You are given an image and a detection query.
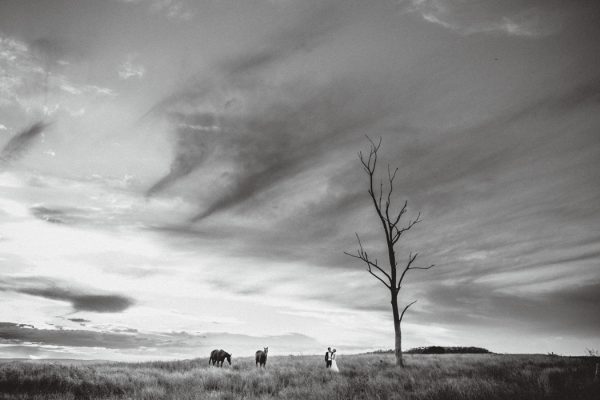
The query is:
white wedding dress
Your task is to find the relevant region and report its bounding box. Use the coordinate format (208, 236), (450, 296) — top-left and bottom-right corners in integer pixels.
(330, 358), (339, 372)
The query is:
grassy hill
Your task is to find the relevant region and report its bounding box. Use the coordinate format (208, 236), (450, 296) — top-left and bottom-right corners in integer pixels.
(0, 353), (598, 399)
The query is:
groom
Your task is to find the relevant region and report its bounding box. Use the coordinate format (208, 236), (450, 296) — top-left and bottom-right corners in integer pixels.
(325, 347), (332, 368)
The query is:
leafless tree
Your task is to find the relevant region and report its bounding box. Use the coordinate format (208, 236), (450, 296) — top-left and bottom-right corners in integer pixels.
(345, 137), (434, 367)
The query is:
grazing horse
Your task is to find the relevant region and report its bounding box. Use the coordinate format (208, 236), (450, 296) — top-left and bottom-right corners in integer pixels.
(255, 347), (268, 368)
(209, 349), (232, 367)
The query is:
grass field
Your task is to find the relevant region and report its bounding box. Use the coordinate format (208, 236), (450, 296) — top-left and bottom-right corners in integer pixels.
(0, 353), (598, 399)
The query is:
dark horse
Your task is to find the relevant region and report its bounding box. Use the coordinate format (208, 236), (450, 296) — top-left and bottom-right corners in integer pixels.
(209, 349), (231, 367)
(255, 347), (268, 368)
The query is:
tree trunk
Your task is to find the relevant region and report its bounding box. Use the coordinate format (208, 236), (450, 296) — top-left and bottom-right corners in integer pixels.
(391, 292), (403, 366)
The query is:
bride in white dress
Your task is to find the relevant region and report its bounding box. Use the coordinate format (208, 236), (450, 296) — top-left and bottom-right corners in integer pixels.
(331, 348), (339, 372)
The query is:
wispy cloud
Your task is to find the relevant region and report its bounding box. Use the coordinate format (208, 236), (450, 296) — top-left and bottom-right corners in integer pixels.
(0, 34), (116, 130)
(408, 0), (569, 37)
(114, 0), (193, 20)
(0, 122), (50, 165)
(0, 277), (135, 313)
(118, 54), (146, 80)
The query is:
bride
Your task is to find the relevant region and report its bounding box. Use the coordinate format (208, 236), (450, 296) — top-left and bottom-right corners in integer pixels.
(331, 348), (339, 372)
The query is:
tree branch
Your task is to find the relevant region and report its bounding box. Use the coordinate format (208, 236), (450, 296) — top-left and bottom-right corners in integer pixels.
(399, 300), (417, 322)
(390, 200), (408, 229)
(360, 136), (391, 241)
(409, 264), (436, 270)
(367, 268), (392, 289)
(396, 252), (436, 290)
(344, 233), (392, 289)
(392, 212), (421, 244)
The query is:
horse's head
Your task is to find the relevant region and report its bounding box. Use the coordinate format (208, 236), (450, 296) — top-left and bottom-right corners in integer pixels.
(226, 353), (232, 365)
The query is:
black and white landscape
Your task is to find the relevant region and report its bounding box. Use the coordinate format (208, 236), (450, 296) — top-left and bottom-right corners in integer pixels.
(1, 0), (599, 366)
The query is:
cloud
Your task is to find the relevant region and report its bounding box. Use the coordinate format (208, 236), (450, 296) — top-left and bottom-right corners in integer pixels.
(118, 54), (146, 80)
(408, 0), (570, 37)
(30, 206), (72, 224)
(114, 0), (193, 20)
(29, 205), (106, 225)
(0, 322), (153, 349)
(143, 2), (397, 223)
(0, 322), (322, 356)
(416, 281), (600, 337)
(0, 121), (49, 165)
(0, 277), (135, 313)
(0, 34), (116, 127)
(143, 2), (344, 199)
(67, 318), (91, 323)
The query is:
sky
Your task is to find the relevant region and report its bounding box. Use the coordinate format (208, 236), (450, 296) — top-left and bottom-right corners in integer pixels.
(0, 0), (599, 361)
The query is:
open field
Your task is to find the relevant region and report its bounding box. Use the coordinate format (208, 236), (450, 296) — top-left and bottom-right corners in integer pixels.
(0, 354), (598, 399)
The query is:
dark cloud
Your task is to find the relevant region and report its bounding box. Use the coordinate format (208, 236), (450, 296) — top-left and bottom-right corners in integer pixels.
(415, 281), (600, 337)
(30, 206), (80, 224)
(0, 322), (154, 349)
(145, 75), (394, 222)
(70, 295), (132, 313)
(67, 318), (90, 324)
(30, 35), (89, 66)
(217, 1), (342, 77)
(0, 322), (322, 355)
(143, 0), (394, 222)
(0, 277), (134, 313)
(141, 2), (343, 197)
(0, 121), (49, 164)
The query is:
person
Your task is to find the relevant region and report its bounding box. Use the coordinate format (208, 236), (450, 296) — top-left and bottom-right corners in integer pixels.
(331, 348), (339, 372)
(325, 347), (332, 368)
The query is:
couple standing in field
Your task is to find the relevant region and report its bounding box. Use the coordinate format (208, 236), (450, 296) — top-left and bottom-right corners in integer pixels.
(325, 347), (339, 372)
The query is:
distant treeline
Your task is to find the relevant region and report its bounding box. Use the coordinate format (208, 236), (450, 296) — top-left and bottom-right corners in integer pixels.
(406, 346), (491, 354)
(367, 347), (491, 355)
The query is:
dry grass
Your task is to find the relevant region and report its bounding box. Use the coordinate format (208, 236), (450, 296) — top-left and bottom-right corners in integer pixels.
(0, 353), (598, 399)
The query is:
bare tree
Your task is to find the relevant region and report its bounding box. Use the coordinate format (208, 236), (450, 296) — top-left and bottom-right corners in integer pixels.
(345, 137), (434, 367)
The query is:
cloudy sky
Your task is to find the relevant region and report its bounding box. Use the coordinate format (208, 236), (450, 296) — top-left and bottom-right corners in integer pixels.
(0, 0), (599, 361)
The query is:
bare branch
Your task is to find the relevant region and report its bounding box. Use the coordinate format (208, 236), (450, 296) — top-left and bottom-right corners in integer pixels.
(385, 166), (399, 215)
(392, 212), (421, 244)
(399, 300), (417, 322)
(367, 268), (392, 289)
(397, 252), (417, 288)
(359, 137), (391, 241)
(354, 234), (391, 282)
(409, 264), (436, 270)
(344, 233), (392, 288)
(390, 200), (408, 229)
(365, 135), (382, 154)
(396, 252), (436, 290)
(344, 251), (393, 283)
(378, 178), (384, 211)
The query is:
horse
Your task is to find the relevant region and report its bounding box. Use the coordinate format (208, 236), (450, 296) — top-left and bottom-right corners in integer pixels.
(255, 347), (268, 368)
(209, 349), (232, 367)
